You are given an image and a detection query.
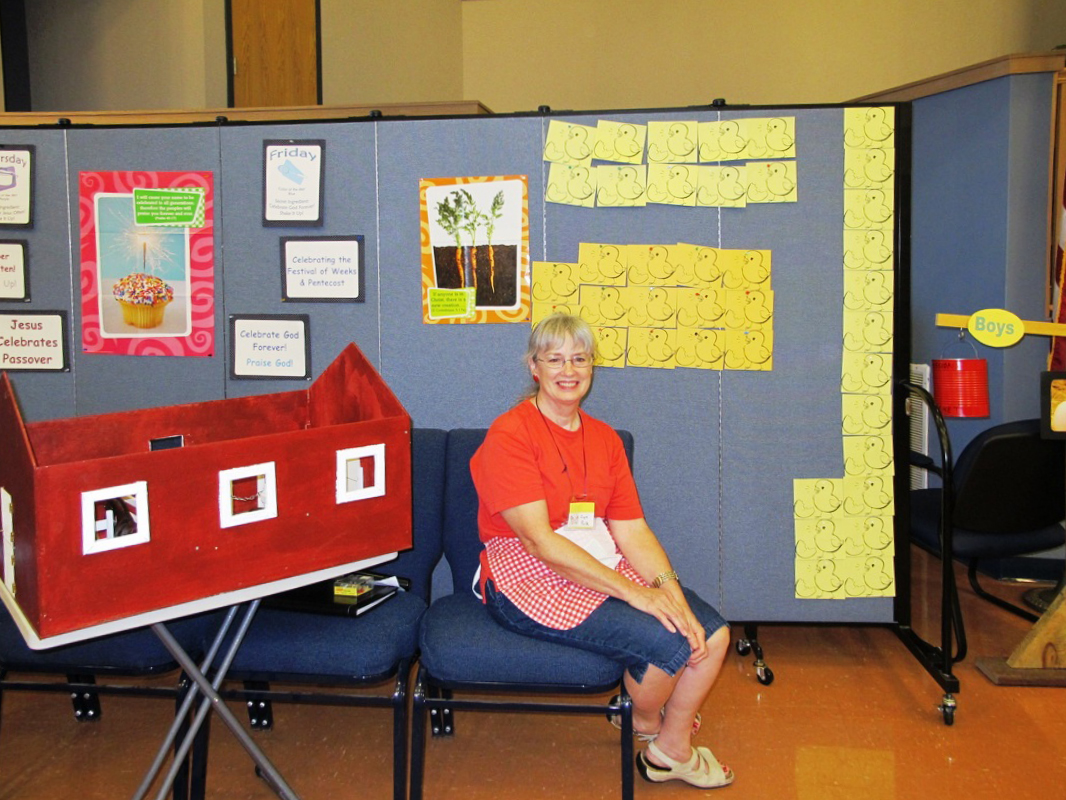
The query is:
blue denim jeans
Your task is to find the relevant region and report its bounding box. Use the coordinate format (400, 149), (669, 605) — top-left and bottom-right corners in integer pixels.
(484, 580), (728, 683)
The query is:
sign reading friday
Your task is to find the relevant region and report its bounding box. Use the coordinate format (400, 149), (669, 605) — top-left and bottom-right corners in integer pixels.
(263, 140), (325, 226)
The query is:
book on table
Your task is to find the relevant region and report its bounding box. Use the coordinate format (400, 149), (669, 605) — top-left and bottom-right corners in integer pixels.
(266, 571), (410, 616)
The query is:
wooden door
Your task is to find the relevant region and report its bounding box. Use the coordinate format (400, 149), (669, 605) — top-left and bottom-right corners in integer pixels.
(228, 0), (320, 108)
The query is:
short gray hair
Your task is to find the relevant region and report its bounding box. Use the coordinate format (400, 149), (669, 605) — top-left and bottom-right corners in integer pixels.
(524, 313), (596, 365)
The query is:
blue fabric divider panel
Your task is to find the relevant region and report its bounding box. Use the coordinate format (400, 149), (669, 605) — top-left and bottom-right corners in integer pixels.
(0, 128), (77, 421)
(218, 122), (383, 396)
(910, 73), (1053, 455)
(0, 105), (905, 625)
(62, 127), (226, 416)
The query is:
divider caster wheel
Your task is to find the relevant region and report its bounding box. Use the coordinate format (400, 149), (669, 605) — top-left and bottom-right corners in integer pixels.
(939, 694), (956, 726)
(735, 627), (774, 685)
(756, 663), (774, 686)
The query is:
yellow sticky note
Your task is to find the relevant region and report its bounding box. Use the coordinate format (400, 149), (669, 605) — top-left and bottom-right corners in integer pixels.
(844, 106), (895, 149)
(686, 249), (729, 292)
(795, 557), (846, 599)
(531, 299), (580, 327)
(843, 270), (893, 310)
(843, 310), (893, 353)
(841, 352), (893, 394)
(592, 326), (627, 368)
(745, 160), (797, 203)
(592, 120), (647, 164)
(697, 120), (748, 162)
(676, 287), (726, 328)
(795, 517), (845, 559)
(595, 165), (647, 207)
(647, 164), (698, 206)
(724, 289), (773, 330)
(546, 163), (596, 207)
(543, 119), (595, 166)
(843, 187), (895, 230)
(531, 261), (580, 306)
(695, 165), (748, 207)
(724, 328), (773, 370)
(839, 555), (895, 597)
(745, 116), (796, 159)
(843, 229), (895, 271)
(839, 515), (894, 555)
(619, 285), (678, 328)
(739, 249), (772, 288)
(577, 243), (627, 285)
(842, 434), (895, 476)
(647, 245), (684, 284)
(842, 475), (895, 517)
(793, 478), (845, 518)
(626, 327), (677, 369)
(647, 120), (698, 163)
(841, 394), (892, 436)
(675, 326), (724, 370)
(844, 147), (895, 188)
(579, 285), (628, 327)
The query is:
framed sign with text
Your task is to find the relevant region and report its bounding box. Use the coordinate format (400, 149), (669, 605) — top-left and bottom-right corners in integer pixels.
(0, 240), (29, 301)
(0, 310), (68, 371)
(0, 145), (35, 228)
(229, 314), (311, 380)
(263, 140), (325, 227)
(280, 235), (364, 302)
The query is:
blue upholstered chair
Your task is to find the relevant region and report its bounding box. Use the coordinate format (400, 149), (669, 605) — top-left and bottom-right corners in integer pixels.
(0, 609), (217, 799)
(410, 427), (636, 800)
(204, 428), (448, 800)
(910, 415), (1066, 628)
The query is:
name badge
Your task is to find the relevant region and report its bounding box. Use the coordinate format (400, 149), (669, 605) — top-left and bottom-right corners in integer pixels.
(568, 501), (596, 530)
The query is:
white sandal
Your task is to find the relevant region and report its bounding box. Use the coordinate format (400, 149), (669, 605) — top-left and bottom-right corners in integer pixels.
(636, 740), (734, 789)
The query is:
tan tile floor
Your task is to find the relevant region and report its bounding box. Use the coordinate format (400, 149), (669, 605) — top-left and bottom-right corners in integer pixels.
(2, 546), (1065, 799)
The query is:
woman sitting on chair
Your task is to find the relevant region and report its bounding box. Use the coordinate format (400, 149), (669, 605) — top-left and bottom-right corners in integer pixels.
(470, 312), (734, 789)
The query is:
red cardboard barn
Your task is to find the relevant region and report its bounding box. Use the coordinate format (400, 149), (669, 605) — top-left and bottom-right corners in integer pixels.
(0, 343), (411, 644)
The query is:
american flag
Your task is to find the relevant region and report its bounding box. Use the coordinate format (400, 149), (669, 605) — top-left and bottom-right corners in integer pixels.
(1050, 170), (1066, 370)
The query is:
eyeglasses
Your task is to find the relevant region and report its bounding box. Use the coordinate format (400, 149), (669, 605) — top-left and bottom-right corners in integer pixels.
(536, 354), (593, 370)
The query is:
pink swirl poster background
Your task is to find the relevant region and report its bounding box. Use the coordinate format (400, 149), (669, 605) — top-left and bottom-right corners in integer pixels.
(79, 171), (215, 357)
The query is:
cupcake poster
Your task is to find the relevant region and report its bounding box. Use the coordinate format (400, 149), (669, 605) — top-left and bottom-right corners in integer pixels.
(79, 171), (214, 357)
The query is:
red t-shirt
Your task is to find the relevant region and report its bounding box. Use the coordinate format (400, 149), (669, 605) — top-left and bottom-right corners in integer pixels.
(470, 401), (647, 629)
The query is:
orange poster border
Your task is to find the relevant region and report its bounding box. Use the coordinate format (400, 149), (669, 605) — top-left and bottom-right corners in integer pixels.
(419, 174), (530, 324)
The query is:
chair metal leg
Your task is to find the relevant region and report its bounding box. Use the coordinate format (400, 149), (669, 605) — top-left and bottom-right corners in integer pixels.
(66, 673), (101, 722)
(186, 712), (210, 800)
(390, 666), (408, 800)
(172, 674), (192, 800)
(617, 692), (634, 800)
(409, 666), (427, 800)
(968, 561), (1039, 623)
